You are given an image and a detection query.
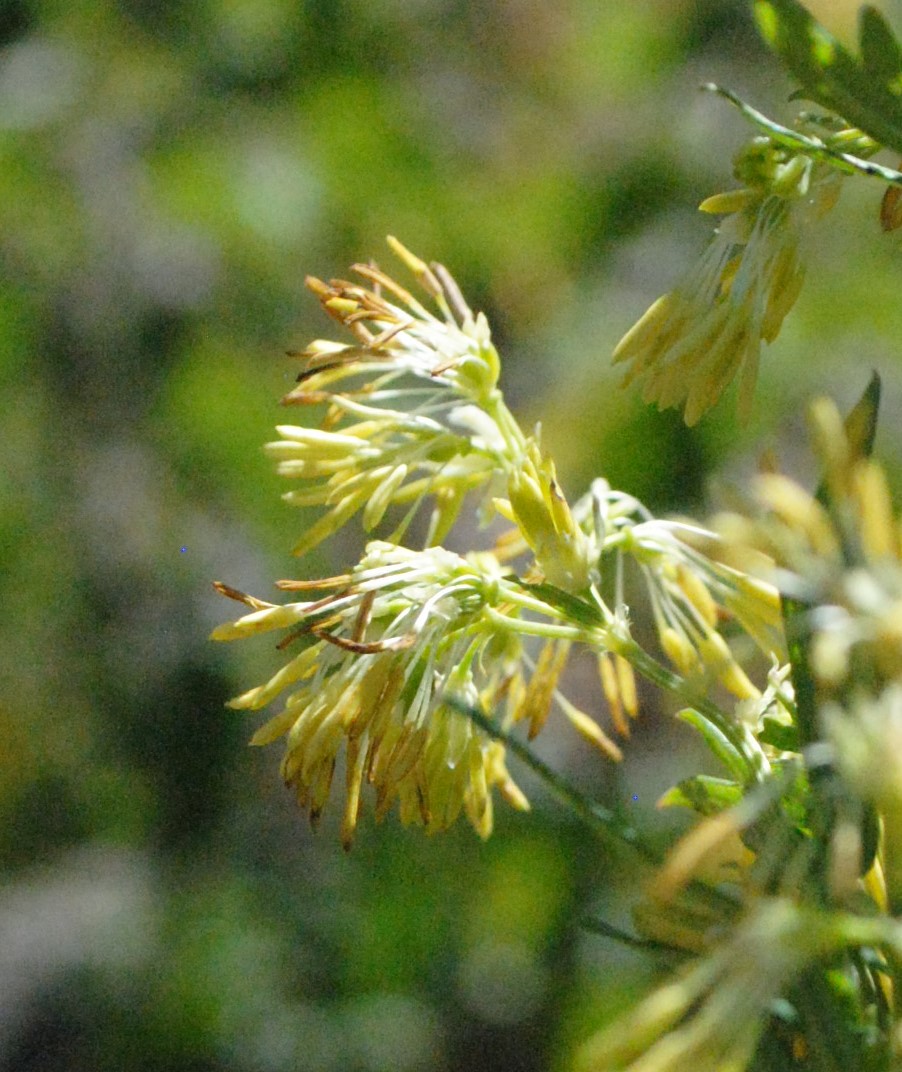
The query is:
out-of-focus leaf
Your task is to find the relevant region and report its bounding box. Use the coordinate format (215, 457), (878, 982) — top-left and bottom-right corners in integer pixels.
(658, 775), (742, 816)
(676, 708), (749, 781)
(753, 0), (902, 153)
(758, 715), (800, 753)
(843, 370), (881, 462)
(859, 5), (902, 89)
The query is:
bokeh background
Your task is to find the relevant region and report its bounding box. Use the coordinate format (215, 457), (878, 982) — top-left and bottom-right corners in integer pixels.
(3, 0), (902, 1069)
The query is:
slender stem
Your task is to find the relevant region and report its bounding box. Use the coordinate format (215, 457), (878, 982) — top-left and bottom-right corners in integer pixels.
(484, 605), (584, 640)
(580, 915), (687, 956)
(449, 697), (660, 864)
(614, 636), (771, 783)
(485, 393), (528, 458)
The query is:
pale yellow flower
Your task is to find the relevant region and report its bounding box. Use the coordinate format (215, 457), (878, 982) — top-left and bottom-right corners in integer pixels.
(583, 482), (783, 700)
(714, 398), (902, 700)
(271, 238), (524, 554)
(614, 134), (845, 425)
(213, 542), (627, 845)
(578, 898), (888, 1072)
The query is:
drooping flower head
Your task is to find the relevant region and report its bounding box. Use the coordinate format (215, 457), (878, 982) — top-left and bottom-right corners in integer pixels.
(213, 542), (629, 846)
(613, 118), (872, 425)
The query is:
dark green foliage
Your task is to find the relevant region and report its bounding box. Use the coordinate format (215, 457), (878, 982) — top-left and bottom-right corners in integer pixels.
(755, 0), (902, 151)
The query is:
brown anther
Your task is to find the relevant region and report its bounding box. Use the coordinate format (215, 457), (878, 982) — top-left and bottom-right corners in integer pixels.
(430, 358), (462, 377)
(304, 275), (331, 298)
(351, 590), (376, 643)
(276, 626), (312, 650)
(280, 390), (332, 406)
(369, 319), (415, 348)
(212, 581), (271, 609)
(312, 629), (416, 654)
(351, 263), (418, 308)
(275, 575), (352, 591)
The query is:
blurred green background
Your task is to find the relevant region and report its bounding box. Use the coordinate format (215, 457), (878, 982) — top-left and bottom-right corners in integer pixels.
(3, 0), (902, 1069)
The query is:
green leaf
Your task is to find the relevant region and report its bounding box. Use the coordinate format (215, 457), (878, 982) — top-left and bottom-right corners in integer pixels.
(511, 579), (607, 629)
(843, 370), (881, 463)
(758, 715), (800, 752)
(859, 6), (902, 88)
(676, 708), (749, 781)
(658, 775), (743, 816)
(753, 0), (902, 154)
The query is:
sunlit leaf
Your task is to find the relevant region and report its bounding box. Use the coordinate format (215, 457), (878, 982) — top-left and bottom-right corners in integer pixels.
(754, 0), (902, 153)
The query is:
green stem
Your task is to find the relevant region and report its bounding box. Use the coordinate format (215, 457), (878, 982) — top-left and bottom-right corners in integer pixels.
(449, 697), (659, 863)
(614, 637), (771, 784)
(484, 604), (583, 639)
(485, 393), (527, 460)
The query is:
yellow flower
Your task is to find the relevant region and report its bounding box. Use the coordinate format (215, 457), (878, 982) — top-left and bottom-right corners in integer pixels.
(614, 134), (844, 425)
(212, 544), (524, 846)
(272, 238), (524, 555)
(577, 899), (870, 1072)
(714, 397), (902, 700)
(213, 542), (627, 846)
(603, 506), (782, 699)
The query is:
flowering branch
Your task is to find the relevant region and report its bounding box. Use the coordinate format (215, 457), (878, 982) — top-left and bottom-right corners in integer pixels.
(211, 2), (902, 1066)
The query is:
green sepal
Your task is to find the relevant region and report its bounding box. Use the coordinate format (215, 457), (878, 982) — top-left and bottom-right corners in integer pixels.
(753, 0), (902, 154)
(658, 774), (743, 816)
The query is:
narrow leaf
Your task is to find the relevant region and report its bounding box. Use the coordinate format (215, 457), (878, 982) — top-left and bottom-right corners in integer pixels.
(859, 6), (902, 89)
(843, 370), (881, 462)
(676, 708), (749, 781)
(658, 775), (743, 816)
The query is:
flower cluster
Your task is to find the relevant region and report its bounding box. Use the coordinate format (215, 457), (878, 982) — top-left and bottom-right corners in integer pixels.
(577, 898), (897, 1072)
(208, 3), (902, 1057)
(213, 541), (630, 846)
(714, 396), (902, 705)
(613, 125), (855, 425)
(214, 241), (782, 843)
(271, 237), (523, 554)
(573, 479), (783, 702)
(712, 397), (902, 843)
